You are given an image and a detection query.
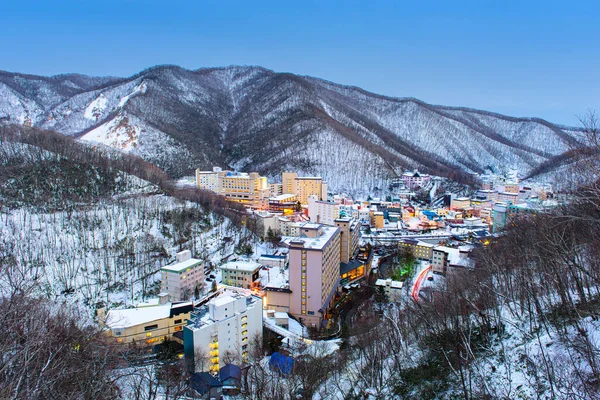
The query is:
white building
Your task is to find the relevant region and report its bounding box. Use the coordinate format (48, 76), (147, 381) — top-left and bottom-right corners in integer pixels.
(183, 289), (263, 373)
(219, 260), (262, 289)
(161, 250), (205, 301)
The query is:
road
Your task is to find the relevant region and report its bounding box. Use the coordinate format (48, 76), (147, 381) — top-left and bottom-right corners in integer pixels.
(411, 265), (432, 302)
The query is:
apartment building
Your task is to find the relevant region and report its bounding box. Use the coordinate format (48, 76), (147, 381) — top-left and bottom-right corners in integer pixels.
(104, 295), (193, 345)
(161, 250), (205, 301)
(184, 289), (263, 372)
(218, 171), (269, 208)
(219, 260), (261, 289)
(288, 224), (341, 327)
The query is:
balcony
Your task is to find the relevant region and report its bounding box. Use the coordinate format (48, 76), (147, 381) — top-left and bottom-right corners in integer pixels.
(210, 350), (219, 357)
(211, 357), (219, 364)
(209, 342), (219, 349)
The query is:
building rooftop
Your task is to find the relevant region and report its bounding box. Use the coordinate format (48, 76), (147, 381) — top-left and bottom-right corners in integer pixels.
(161, 257), (203, 273)
(105, 301), (193, 329)
(283, 225), (340, 250)
(219, 260), (261, 272)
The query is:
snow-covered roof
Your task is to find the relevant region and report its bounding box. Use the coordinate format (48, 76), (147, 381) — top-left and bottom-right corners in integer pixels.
(283, 225), (340, 250)
(161, 257), (203, 273)
(219, 260), (261, 272)
(270, 193), (297, 201)
(213, 295), (235, 307)
(106, 304), (172, 329)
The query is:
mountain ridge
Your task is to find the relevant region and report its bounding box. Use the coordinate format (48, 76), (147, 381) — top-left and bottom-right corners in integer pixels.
(0, 65), (579, 194)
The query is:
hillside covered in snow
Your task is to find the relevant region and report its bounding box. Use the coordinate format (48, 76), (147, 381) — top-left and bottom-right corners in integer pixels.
(0, 66), (581, 193)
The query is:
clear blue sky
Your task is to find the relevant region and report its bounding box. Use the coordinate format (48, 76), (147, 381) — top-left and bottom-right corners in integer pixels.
(1, 0), (598, 126)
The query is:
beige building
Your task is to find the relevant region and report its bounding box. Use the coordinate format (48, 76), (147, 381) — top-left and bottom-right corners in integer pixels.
(399, 239), (435, 260)
(219, 260), (261, 289)
(161, 250), (205, 301)
(282, 172), (298, 195)
(451, 197), (471, 210)
(296, 176), (327, 205)
(218, 171), (269, 208)
(334, 218), (360, 264)
(370, 211), (385, 229)
(270, 183), (283, 197)
(104, 295), (193, 345)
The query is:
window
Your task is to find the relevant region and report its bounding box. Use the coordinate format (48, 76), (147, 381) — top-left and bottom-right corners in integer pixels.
(174, 319), (182, 324)
(144, 324), (158, 332)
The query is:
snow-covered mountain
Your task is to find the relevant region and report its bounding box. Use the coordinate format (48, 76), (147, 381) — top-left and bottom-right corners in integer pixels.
(0, 65), (580, 192)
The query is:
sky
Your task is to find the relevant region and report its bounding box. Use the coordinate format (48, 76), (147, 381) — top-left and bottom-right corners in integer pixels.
(1, 0), (598, 126)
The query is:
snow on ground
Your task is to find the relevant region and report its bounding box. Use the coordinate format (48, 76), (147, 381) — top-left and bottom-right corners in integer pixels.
(81, 113), (141, 151)
(260, 264), (288, 289)
(84, 93), (107, 120)
(118, 81), (147, 108)
(0, 189), (245, 316)
(176, 176), (197, 187)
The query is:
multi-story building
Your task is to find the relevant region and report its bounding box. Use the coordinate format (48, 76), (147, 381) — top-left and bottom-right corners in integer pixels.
(161, 250), (205, 301)
(401, 170), (431, 189)
(508, 203), (538, 222)
(104, 295), (193, 345)
(269, 183), (283, 197)
(184, 289), (263, 372)
(219, 260), (261, 289)
(196, 167), (221, 192)
(334, 218), (360, 263)
(218, 171), (269, 208)
(493, 202), (508, 233)
(282, 172), (298, 195)
(308, 195), (340, 226)
(451, 197), (471, 211)
(496, 191), (519, 205)
(399, 239), (435, 260)
(370, 211), (385, 229)
(432, 246), (472, 275)
(288, 224), (341, 327)
(268, 193), (298, 214)
(295, 176), (327, 205)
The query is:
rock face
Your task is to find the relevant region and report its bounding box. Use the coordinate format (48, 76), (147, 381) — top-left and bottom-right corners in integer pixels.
(0, 65), (579, 193)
